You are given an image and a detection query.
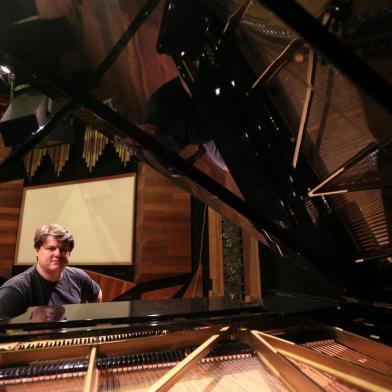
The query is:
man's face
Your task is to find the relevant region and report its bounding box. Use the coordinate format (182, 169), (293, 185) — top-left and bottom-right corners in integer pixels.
(36, 235), (71, 277)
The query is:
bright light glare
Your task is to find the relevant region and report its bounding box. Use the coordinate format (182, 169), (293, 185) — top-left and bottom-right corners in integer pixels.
(0, 65), (11, 74)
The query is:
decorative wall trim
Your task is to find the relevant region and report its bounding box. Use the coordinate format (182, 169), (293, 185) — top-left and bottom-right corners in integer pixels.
(83, 126), (109, 172)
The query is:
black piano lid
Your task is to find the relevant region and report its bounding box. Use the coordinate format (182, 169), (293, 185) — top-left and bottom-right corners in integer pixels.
(0, 0), (391, 308)
(0, 295), (340, 339)
(0, 297), (264, 334)
(157, 0), (392, 305)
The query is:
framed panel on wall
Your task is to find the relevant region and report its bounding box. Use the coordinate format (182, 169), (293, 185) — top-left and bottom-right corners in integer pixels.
(15, 174), (136, 265)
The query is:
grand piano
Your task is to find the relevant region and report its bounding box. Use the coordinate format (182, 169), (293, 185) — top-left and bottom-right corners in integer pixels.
(0, 0), (391, 390)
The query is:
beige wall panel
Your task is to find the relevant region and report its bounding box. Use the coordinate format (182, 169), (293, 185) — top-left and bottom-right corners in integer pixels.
(15, 175), (136, 265)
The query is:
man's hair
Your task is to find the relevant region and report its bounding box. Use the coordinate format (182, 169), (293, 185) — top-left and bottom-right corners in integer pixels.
(34, 224), (74, 251)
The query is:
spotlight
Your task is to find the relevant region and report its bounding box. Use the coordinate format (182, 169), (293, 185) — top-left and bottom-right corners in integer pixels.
(0, 65), (12, 75)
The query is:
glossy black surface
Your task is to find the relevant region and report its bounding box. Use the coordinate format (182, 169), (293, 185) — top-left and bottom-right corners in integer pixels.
(159, 0), (348, 294)
(0, 297), (264, 330)
(298, 303), (392, 346)
(158, 0), (392, 304)
(0, 294), (339, 344)
(0, 0), (391, 318)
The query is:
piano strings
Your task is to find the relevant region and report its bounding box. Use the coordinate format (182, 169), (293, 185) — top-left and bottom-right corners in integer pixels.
(1, 324), (391, 391)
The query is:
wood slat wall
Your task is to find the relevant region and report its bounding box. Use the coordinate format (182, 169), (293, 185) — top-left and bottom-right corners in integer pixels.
(0, 141), (24, 279)
(83, 269), (135, 302)
(135, 163), (192, 289)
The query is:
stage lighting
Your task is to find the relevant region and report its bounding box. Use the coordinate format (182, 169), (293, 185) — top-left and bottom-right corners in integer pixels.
(0, 86), (75, 148)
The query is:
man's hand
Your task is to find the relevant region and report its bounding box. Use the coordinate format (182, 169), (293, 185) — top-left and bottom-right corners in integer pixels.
(94, 289), (103, 303)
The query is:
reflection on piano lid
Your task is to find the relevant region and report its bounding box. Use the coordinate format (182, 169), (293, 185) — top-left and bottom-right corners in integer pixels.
(155, 0), (392, 304)
(1, 1), (392, 390)
(0, 297), (264, 332)
(0, 0), (391, 357)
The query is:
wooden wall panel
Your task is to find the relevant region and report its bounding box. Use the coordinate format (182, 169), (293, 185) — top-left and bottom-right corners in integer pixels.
(135, 163), (192, 284)
(142, 285), (183, 301)
(242, 231), (262, 301)
(83, 269), (135, 302)
(35, 0), (178, 124)
(0, 121), (23, 279)
(0, 181), (24, 279)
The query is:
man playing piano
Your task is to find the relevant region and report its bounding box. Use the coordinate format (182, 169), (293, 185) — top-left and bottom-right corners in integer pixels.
(0, 224), (102, 319)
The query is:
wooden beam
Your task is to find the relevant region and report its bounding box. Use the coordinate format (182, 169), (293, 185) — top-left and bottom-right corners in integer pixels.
(148, 326), (229, 392)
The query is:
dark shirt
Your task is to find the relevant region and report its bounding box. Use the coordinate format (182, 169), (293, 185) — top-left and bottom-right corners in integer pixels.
(0, 266), (100, 319)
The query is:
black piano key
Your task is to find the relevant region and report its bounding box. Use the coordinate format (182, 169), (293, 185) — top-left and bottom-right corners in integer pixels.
(0, 367), (15, 380)
(100, 357), (109, 371)
(152, 351), (160, 365)
(146, 352), (153, 365)
(120, 355), (129, 367)
(11, 367), (21, 379)
(116, 354), (123, 366)
(58, 361), (67, 372)
(104, 357), (113, 369)
(75, 359), (87, 371)
(143, 352), (151, 365)
(24, 365), (33, 378)
(130, 353), (138, 366)
(138, 353), (145, 367)
(176, 348), (185, 361)
(166, 350), (175, 364)
(141, 352), (148, 363)
(138, 352), (146, 365)
(132, 353), (139, 366)
(45, 363), (56, 375)
(69, 360), (79, 374)
(127, 354), (135, 367)
(0, 371), (6, 381)
(112, 356), (120, 368)
(32, 364), (44, 377)
(62, 361), (71, 372)
(111, 355), (120, 369)
(163, 351), (171, 365)
(43, 363), (52, 375)
(95, 358), (101, 368)
(64, 361), (76, 373)
(12, 367), (22, 379)
(17, 366), (29, 378)
(82, 359), (89, 371)
(28, 365), (37, 377)
(221, 344), (230, 355)
(106, 356), (112, 370)
(104, 357), (111, 372)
